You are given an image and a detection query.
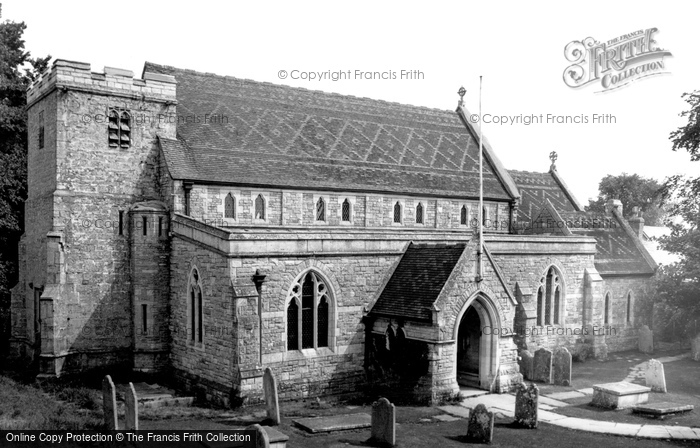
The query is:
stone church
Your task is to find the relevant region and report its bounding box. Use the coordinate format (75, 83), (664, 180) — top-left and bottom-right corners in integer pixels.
(10, 59), (657, 405)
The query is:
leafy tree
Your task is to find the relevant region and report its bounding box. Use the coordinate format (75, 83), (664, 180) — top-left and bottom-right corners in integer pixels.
(0, 21), (50, 301)
(585, 173), (665, 225)
(654, 91), (700, 340)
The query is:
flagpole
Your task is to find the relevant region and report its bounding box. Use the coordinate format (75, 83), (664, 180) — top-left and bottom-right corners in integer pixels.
(478, 75), (483, 282)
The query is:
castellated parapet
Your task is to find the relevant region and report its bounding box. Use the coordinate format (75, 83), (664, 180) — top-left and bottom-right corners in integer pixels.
(10, 60), (177, 376)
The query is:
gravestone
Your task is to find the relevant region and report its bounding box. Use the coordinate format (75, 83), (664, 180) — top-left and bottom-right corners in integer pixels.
(518, 350), (534, 380)
(466, 403), (494, 444)
(369, 397), (395, 446)
(514, 383), (538, 429)
(125, 382), (139, 430)
(533, 348), (552, 383)
(102, 375), (118, 430)
(552, 347), (572, 386)
(638, 325), (654, 354)
(645, 359), (667, 393)
(246, 424), (270, 448)
(263, 367), (280, 426)
(691, 334), (700, 362)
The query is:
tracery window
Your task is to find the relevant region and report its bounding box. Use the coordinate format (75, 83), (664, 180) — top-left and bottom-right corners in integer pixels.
(286, 271), (332, 351)
(536, 266), (563, 326)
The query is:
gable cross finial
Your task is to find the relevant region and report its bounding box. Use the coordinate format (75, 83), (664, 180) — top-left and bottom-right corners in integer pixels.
(549, 151), (558, 170)
(457, 86), (466, 107)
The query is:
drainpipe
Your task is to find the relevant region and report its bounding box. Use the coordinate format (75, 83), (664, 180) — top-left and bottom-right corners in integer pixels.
(252, 270), (267, 365)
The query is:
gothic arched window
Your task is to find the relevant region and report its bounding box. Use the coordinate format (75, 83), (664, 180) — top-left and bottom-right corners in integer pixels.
(537, 266), (563, 326)
(108, 108), (131, 148)
(393, 202), (402, 223)
(224, 193), (235, 219)
(188, 268), (203, 344)
(416, 202), (424, 224)
(341, 199), (351, 222)
(460, 205), (468, 225)
(255, 194), (265, 220)
(604, 292), (611, 325)
(286, 271), (333, 351)
(316, 197), (326, 222)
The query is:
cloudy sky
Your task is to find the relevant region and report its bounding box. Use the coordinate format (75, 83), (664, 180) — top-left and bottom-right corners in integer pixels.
(5, 1), (698, 202)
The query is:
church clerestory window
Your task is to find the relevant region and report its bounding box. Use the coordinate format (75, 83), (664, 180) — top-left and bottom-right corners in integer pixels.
(108, 108), (131, 149)
(416, 202), (424, 224)
(460, 205), (468, 226)
(342, 199), (351, 222)
(224, 193), (235, 219)
(316, 197), (326, 222)
(255, 194), (265, 220)
(393, 202), (402, 224)
(286, 271), (332, 351)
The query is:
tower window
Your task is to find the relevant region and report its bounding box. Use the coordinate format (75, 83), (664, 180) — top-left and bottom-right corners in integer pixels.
(108, 108), (131, 149)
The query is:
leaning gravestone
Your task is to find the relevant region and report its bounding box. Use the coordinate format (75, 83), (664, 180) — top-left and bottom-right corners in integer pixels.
(519, 350), (534, 381)
(638, 325), (654, 354)
(369, 397), (395, 447)
(263, 367), (280, 426)
(533, 348), (553, 383)
(125, 382), (139, 430)
(466, 403), (494, 444)
(552, 347), (572, 386)
(691, 334), (700, 362)
(102, 375), (118, 430)
(514, 383), (538, 429)
(645, 359), (667, 393)
(246, 424), (270, 448)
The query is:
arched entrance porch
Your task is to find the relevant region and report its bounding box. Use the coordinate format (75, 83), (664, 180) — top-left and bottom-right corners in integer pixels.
(453, 292), (501, 390)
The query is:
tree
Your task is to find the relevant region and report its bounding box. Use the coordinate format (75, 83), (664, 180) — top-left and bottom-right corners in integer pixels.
(585, 173), (665, 226)
(654, 91), (700, 340)
(0, 21), (50, 301)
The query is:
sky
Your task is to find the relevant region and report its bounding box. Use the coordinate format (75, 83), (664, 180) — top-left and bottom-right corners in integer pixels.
(4, 1), (699, 203)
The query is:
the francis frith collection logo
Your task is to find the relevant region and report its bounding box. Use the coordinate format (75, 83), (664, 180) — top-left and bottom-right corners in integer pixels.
(563, 27), (672, 93)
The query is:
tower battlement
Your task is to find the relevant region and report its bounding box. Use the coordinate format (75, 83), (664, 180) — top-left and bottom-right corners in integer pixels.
(27, 59), (177, 109)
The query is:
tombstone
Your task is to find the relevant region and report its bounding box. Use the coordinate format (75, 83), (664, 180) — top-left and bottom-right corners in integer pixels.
(552, 347), (572, 386)
(369, 397), (395, 447)
(518, 350), (534, 380)
(514, 383), (538, 429)
(466, 403), (494, 444)
(645, 359), (667, 393)
(638, 325), (654, 354)
(246, 424), (270, 448)
(102, 375), (118, 430)
(263, 367), (280, 426)
(533, 348), (552, 383)
(691, 334), (700, 362)
(125, 382), (138, 430)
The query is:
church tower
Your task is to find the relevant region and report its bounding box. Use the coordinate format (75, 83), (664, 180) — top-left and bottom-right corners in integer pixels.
(10, 59), (177, 375)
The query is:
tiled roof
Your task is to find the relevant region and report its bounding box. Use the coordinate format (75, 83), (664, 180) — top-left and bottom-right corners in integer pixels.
(146, 62), (513, 200)
(509, 169), (580, 222)
(370, 243), (466, 322)
(560, 211), (656, 275)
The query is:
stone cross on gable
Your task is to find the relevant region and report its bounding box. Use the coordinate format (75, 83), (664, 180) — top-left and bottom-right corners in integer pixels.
(458, 86), (466, 107)
(549, 151), (558, 170)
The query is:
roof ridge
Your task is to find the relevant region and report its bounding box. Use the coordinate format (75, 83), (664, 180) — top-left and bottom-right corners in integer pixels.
(143, 61), (461, 117)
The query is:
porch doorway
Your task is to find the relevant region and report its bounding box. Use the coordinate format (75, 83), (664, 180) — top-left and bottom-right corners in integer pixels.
(457, 306), (480, 387)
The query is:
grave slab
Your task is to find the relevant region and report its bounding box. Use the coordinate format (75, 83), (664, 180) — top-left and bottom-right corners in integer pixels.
(591, 381), (650, 409)
(293, 413), (371, 433)
(632, 402), (694, 419)
(433, 414), (460, 422)
(545, 391), (586, 401)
